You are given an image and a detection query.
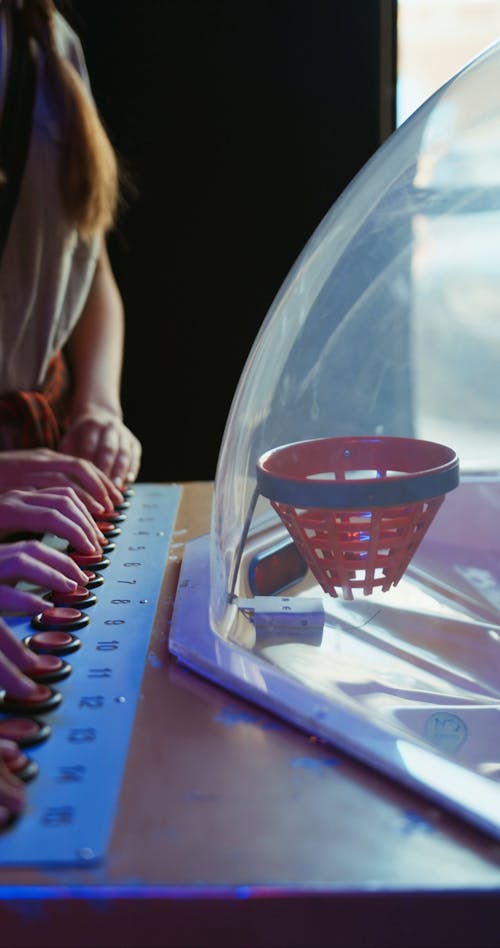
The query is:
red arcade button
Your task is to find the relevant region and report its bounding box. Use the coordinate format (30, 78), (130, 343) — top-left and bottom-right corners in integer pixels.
(82, 570), (104, 589)
(6, 750), (38, 782)
(24, 630), (81, 655)
(97, 510), (126, 524)
(69, 552), (110, 570)
(31, 606), (90, 632)
(100, 541), (116, 556)
(1, 684), (62, 714)
(95, 520), (122, 538)
(49, 585), (97, 608)
(0, 717), (51, 747)
(29, 654), (71, 684)
(114, 499), (130, 512)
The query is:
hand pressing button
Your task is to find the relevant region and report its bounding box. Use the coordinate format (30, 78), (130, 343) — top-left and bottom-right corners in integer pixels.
(28, 654), (72, 684)
(48, 585), (97, 608)
(68, 552), (110, 570)
(1, 683), (62, 714)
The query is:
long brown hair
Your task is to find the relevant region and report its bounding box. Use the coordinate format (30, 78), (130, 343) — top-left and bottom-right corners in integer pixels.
(21, 0), (120, 239)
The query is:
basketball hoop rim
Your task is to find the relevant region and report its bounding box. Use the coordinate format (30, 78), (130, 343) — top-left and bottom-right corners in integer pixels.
(257, 436), (459, 509)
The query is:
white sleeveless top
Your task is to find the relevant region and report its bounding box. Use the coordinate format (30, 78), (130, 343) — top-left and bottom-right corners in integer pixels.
(0, 4), (100, 394)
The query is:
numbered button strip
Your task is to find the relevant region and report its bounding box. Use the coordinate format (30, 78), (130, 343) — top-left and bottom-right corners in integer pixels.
(0, 483), (181, 867)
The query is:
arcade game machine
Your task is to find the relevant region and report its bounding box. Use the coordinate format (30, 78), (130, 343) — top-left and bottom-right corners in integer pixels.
(3, 37), (500, 948)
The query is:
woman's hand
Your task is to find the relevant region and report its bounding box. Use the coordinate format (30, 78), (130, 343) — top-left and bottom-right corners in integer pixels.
(0, 486), (106, 552)
(0, 618), (62, 827)
(0, 448), (123, 515)
(0, 616), (46, 691)
(59, 409), (142, 487)
(0, 539), (89, 614)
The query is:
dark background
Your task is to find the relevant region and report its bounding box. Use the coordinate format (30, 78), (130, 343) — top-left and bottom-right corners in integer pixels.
(70, 0), (397, 482)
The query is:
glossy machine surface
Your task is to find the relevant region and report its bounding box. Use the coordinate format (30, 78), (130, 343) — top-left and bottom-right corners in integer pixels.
(0, 485), (498, 948)
(171, 474), (500, 849)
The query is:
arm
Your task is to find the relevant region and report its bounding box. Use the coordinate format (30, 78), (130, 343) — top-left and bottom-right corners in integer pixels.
(60, 243), (142, 485)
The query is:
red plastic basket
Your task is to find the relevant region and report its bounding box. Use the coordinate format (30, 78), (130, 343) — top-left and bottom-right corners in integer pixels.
(256, 436), (459, 600)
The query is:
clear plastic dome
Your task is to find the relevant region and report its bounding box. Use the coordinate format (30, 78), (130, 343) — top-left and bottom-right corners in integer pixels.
(170, 40), (500, 838)
(210, 39), (500, 639)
